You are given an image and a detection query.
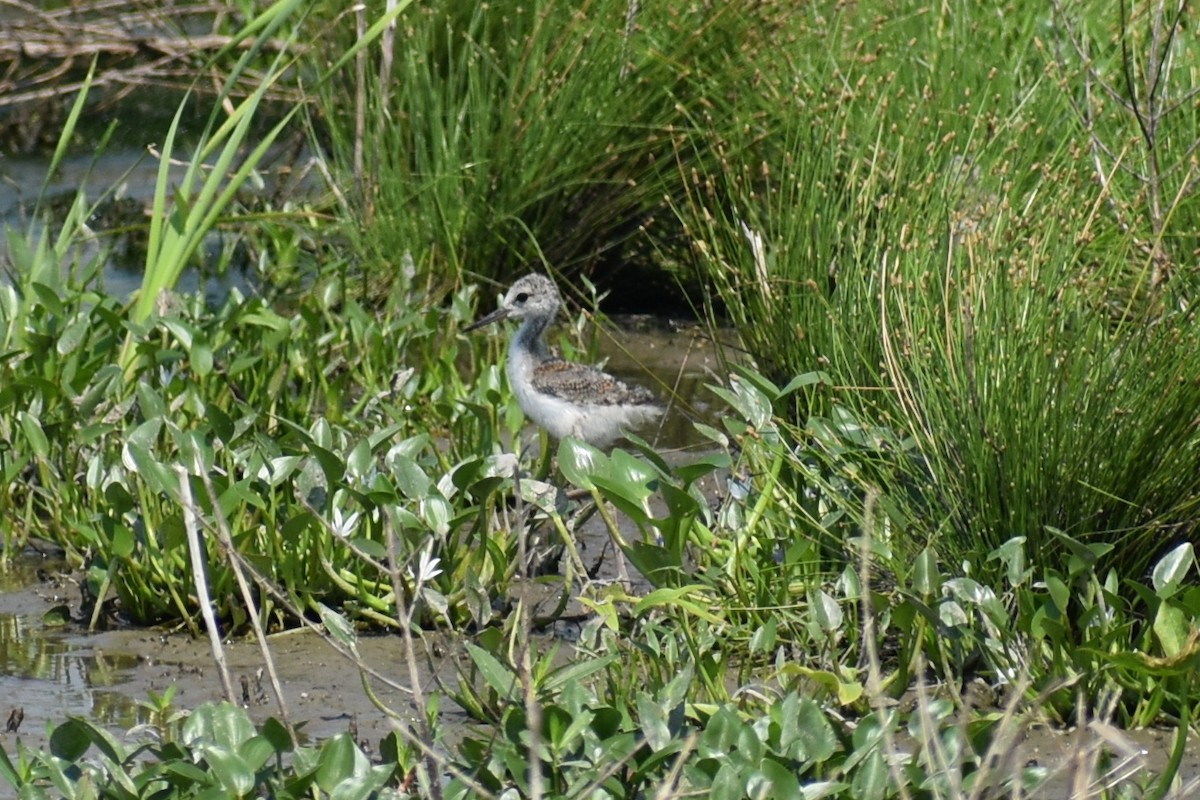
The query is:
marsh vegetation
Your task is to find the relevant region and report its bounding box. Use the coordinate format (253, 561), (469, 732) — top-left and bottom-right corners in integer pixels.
(2, 0), (1200, 798)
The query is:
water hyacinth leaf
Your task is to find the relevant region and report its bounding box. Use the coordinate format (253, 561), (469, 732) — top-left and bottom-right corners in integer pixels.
(261, 717), (294, 753)
(709, 377), (772, 431)
(56, 312), (90, 355)
(730, 363), (782, 401)
(317, 603), (358, 653)
(749, 618), (777, 653)
(392, 455), (430, 499)
(910, 547), (940, 597)
(592, 474), (651, 525)
(190, 337), (214, 377)
(161, 318), (194, 350)
(464, 643), (518, 701)
(31, 282), (65, 316)
(123, 442), (179, 496)
(347, 438), (373, 480)
(939, 599), (969, 629)
(310, 417), (334, 450)
(776, 665), (863, 705)
(208, 403), (235, 444)
(624, 542), (681, 585)
(1045, 572), (1070, 615)
(49, 718), (93, 761)
(308, 442), (345, 486)
(199, 743), (255, 797)
(542, 653), (616, 693)
(610, 447), (659, 487)
(1153, 601), (1191, 658)
(49, 716), (124, 765)
(1047, 526), (1113, 576)
(692, 421), (729, 447)
(17, 412), (49, 459)
(779, 369), (831, 395)
(812, 589), (843, 633)
(944, 577), (1007, 624)
(619, 432), (672, 475)
(315, 734), (369, 794)
(989, 537), (1030, 587)
(1151, 543), (1194, 600)
(674, 452), (731, 485)
(111, 522), (135, 559)
(747, 759), (801, 800)
(557, 437), (606, 490)
(420, 495), (451, 536)
(183, 703), (257, 748)
(235, 734), (273, 772)
(635, 691), (672, 752)
(634, 586), (722, 624)
(268, 455), (304, 485)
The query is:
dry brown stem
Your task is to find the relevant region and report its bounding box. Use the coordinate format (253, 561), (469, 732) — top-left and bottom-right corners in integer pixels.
(0, 0), (298, 111)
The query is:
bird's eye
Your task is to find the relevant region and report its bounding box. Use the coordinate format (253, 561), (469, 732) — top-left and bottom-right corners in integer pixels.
(514, 292), (529, 304)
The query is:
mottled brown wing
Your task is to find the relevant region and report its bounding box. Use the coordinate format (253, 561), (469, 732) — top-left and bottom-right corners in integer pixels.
(530, 359), (657, 406)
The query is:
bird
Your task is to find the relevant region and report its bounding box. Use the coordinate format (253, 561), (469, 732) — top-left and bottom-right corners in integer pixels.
(465, 274), (662, 448)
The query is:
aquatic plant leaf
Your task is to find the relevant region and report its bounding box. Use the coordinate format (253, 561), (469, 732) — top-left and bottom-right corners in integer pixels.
(811, 589), (843, 634)
(910, 547), (940, 597)
(619, 432), (671, 474)
(635, 691), (672, 752)
(634, 586), (721, 624)
(1153, 601), (1191, 658)
(260, 717), (293, 754)
(17, 412), (48, 459)
(988, 537), (1030, 588)
(788, 695), (838, 762)
(183, 703), (257, 749)
(1151, 543), (1194, 600)
(558, 437), (607, 491)
(749, 618), (777, 653)
(779, 370), (832, 395)
(674, 452), (731, 484)
(315, 734), (369, 793)
(199, 743), (255, 796)
(48, 719), (92, 762)
(592, 474), (652, 526)
(464, 642), (519, 701)
(317, 603), (358, 653)
(747, 759), (802, 800)
(56, 313), (90, 356)
(392, 455), (430, 500)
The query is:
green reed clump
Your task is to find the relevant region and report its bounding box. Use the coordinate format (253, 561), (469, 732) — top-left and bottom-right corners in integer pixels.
(678, 0), (1200, 600)
(313, 0), (793, 293)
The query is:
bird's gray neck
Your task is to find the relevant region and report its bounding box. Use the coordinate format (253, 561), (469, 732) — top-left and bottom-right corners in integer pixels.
(512, 314), (553, 360)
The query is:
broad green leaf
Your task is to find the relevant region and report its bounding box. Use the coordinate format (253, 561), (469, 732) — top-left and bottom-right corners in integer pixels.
(463, 642), (518, 700)
(911, 547), (940, 597)
(200, 743), (255, 797)
(56, 313), (90, 355)
(49, 719), (93, 762)
(316, 734), (369, 794)
(317, 603), (358, 653)
(1152, 543), (1194, 600)
(18, 412), (49, 459)
(1153, 601), (1190, 658)
(635, 691), (672, 752)
(557, 437), (606, 490)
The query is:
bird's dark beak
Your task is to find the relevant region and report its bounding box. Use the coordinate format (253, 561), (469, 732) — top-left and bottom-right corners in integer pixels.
(464, 305), (511, 332)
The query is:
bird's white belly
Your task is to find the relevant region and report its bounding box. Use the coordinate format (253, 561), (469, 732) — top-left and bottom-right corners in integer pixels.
(507, 352), (658, 447)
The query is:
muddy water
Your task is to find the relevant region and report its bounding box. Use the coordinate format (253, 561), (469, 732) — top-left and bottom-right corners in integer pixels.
(0, 554), (473, 764)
